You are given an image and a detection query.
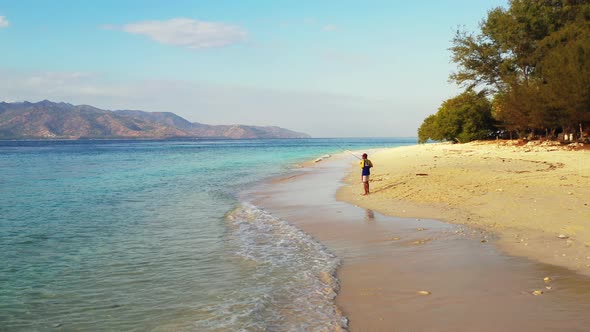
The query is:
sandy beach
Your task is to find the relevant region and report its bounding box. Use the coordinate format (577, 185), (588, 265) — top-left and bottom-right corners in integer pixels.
(253, 144), (590, 331)
(338, 140), (590, 277)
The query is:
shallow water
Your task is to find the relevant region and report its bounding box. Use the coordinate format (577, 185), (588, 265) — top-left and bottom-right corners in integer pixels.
(0, 138), (414, 331)
(252, 157), (590, 331)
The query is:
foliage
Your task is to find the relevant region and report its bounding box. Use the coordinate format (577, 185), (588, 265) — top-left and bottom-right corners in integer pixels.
(538, 22), (590, 130)
(417, 115), (441, 143)
(436, 0), (590, 140)
(418, 91), (495, 143)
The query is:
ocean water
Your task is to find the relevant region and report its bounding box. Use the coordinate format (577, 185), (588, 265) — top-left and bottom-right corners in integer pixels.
(0, 138), (415, 331)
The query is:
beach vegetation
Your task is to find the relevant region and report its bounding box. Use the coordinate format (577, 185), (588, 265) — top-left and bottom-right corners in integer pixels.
(422, 0), (590, 142)
(418, 91), (494, 143)
(418, 114), (441, 143)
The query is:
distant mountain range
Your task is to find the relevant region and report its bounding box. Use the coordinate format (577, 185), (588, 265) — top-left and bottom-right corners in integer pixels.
(0, 100), (310, 139)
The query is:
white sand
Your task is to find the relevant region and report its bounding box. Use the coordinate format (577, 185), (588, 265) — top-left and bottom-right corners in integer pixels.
(337, 140), (590, 275)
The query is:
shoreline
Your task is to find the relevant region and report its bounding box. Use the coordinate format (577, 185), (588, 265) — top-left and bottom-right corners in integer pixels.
(337, 140), (590, 277)
(252, 149), (590, 330)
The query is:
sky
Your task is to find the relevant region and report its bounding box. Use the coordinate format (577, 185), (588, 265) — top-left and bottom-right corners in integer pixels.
(0, 0), (508, 137)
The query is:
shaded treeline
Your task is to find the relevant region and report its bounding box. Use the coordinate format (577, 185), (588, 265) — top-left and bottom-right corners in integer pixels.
(419, 0), (590, 143)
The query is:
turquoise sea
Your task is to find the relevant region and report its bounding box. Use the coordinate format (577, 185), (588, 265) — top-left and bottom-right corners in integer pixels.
(0, 138), (415, 331)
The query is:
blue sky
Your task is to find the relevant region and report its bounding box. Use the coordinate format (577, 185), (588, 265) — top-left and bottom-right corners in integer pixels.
(0, 0), (507, 137)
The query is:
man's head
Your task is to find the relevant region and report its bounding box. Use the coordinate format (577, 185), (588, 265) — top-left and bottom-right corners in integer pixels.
(362, 153), (368, 159)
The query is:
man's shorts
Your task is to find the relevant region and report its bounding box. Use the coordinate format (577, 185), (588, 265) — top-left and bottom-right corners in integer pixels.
(362, 175), (369, 183)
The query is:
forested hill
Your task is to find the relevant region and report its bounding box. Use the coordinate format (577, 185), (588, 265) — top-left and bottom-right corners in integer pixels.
(0, 100), (310, 139)
(418, 1), (590, 143)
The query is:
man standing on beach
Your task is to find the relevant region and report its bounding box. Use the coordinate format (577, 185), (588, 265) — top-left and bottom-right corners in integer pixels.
(360, 153), (373, 195)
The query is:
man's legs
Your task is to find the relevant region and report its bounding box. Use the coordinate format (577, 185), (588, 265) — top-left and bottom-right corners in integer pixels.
(362, 176), (370, 195)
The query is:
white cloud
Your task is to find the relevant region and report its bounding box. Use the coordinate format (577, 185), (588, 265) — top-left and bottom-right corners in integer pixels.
(121, 18), (247, 49)
(0, 16), (9, 28)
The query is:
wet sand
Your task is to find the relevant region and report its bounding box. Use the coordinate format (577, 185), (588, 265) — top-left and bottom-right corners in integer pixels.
(251, 156), (590, 331)
(338, 141), (590, 277)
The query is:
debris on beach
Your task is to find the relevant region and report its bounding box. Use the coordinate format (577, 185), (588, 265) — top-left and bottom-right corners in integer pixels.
(558, 234), (569, 239)
(411, 238), (432, 245)
(544, 277), (552, 282)
(417, 290), (431, 295)
(417, 227), (427, 231)
(532, 290), (544, 296)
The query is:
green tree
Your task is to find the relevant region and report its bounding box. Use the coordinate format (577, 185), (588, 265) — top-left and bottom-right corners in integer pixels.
(449, 30), (505, 93)
(492, 82), (548, 138)
(418, 91), (495, 143)
(417, 115), (441, 143)
(451, 0), (570, 93)
(448, 0), (590, 138)
(538, 20), (590, 134)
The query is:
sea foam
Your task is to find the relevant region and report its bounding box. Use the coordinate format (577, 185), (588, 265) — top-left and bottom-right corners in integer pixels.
(196, 202), (347, 331)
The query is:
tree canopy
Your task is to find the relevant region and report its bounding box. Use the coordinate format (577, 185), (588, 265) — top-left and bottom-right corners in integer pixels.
(418, 91), (494, 143)
(420, 0), (590, 142)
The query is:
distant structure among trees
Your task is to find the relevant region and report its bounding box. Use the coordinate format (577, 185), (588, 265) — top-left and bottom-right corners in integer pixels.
(419, 0), (590, 143)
